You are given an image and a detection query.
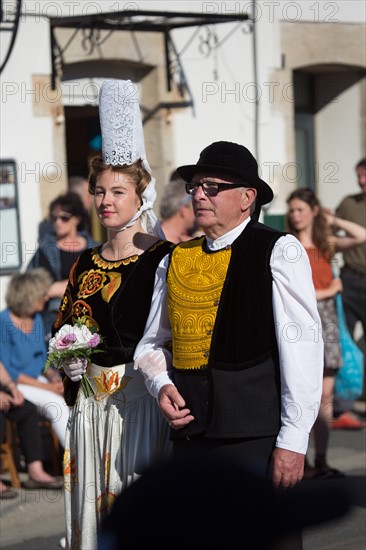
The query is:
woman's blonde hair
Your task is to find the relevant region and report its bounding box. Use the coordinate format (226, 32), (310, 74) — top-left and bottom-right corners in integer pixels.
(88, 157), (151, 202)
(6, 268), (53, 317)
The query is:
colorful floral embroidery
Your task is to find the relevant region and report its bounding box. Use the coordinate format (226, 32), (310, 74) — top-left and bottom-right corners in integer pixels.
(69, 257), (79, 287)
(109, 375), (133, 404)
(60, 290), (71, 312)
(72, 300), (92, 319)
(104, 452), (111, 486)
(92, 251), (139, 270)
(73, 313), (100, 333)
(78, 270), (107, 298)
(77, 269), (122, 303)
(64, 449), (77, 493)
(53, 311), (63, 330)
(54, 288), (73, 329)
(93, 370), (121, 400)
(96, 491), (117, 513)
(100, 272), (121, 303)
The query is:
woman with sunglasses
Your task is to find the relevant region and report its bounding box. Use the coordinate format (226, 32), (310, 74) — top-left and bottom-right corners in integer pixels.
(27, 192), (99, 340)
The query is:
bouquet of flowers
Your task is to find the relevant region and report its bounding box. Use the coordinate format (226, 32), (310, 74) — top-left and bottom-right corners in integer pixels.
(45, 320), (103, 398)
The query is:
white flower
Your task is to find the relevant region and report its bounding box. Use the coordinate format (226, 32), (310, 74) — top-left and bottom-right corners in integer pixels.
(48, 324), (95, 353)
(45, 321), (103, 399)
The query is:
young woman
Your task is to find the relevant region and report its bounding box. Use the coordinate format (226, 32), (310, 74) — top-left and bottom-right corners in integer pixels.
(286, 187), (366, 479)
(55, 155), (173, 549)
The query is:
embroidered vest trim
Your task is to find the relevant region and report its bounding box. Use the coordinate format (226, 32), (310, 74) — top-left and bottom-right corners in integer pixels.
(167, 238), (231, 370)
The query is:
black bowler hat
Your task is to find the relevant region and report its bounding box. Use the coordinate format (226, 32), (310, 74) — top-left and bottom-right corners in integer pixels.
(177, 141), (274, 206)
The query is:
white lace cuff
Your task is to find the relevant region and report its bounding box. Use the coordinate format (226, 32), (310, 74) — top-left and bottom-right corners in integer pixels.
(145, 371), (174, 399)
(134, 349), (173, 398)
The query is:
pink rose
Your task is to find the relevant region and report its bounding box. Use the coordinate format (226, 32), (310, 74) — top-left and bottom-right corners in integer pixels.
(55, 333), (77, 350)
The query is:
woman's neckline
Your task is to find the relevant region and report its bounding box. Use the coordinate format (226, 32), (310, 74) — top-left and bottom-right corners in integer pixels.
(97, 237), (161, 263)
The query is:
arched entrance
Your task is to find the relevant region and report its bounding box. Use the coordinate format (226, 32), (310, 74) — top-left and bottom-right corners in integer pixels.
(294, 63), (365, 190)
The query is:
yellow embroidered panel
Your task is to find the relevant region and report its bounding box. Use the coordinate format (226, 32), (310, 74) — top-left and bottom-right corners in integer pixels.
(168, 238), (231, 370)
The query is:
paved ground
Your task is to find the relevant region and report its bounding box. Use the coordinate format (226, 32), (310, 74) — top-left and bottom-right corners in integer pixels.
(303, 424), (366, 550)
(1, 421), (365, 550)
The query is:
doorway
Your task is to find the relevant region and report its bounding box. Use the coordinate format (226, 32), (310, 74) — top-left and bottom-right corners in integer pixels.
(64, 106), (106, 242)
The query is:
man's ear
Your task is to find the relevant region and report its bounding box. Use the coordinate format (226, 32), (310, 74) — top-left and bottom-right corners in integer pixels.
(241, 188), (257, 212)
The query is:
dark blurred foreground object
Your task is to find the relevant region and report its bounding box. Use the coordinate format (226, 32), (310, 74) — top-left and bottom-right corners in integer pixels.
(99, 454), (351, 550)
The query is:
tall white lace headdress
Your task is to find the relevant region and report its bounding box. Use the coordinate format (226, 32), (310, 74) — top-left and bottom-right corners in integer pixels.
(99, 79), (165, 238)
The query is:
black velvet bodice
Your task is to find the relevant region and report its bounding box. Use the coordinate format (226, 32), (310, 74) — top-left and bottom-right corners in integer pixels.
(54, 240), (172, 368)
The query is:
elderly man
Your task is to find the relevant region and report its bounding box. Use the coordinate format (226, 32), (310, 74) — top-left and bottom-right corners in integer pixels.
(135, 141), (323, 494)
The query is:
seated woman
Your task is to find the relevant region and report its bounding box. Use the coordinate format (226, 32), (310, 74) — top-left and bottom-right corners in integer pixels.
(0, 268), (69, 448)
(0, 361), (63, 497)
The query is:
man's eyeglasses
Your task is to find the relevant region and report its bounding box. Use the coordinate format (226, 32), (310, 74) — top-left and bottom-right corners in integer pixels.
(51, 213), (73, 223)
(185, 181), (246, 197)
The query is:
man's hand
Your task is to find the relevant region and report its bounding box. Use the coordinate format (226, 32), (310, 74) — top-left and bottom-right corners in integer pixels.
(158, 384), (194, 429)
(271, 447), (305, 488)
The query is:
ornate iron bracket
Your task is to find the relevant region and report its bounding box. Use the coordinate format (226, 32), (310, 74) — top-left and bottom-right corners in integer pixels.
(0, 0), (22, 73)
(49, 10), (250, 107)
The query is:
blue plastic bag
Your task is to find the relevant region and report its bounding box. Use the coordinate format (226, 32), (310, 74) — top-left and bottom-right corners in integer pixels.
(334, 292), (364, 401)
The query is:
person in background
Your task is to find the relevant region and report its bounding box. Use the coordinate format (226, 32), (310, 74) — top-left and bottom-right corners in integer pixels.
(135, 141), (324, 550)
(0, 361), (63, 495)
(332, 158), (366, 429)
(28, 191), (99, 339)
(69, 175), (94, 234)
(54, 79), (172, 550)
(38, 176), (94, 240)
(159, 171), (198, 243)
(286, 187), (366, 479)
(0, 268), (69, 449)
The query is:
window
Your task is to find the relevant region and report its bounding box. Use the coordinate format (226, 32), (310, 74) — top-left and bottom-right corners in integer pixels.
(0, 160), (22, 271)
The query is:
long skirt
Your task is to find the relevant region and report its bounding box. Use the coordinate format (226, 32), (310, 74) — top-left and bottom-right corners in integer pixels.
(317, 298), (342, 371)
(63, 362), (172, 550)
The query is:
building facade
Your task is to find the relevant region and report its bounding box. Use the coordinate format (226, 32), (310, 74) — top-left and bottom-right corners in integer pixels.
(0, 0), (365, 306)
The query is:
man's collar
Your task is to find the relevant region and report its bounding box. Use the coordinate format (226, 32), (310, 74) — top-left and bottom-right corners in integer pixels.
(206, 218), (252, 251)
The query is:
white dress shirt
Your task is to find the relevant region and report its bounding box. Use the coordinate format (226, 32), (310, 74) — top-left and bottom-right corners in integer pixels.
(134, 218), (324, 454)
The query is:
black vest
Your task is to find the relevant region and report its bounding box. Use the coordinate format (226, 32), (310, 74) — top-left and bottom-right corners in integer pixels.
(170, 220), (285, 439)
